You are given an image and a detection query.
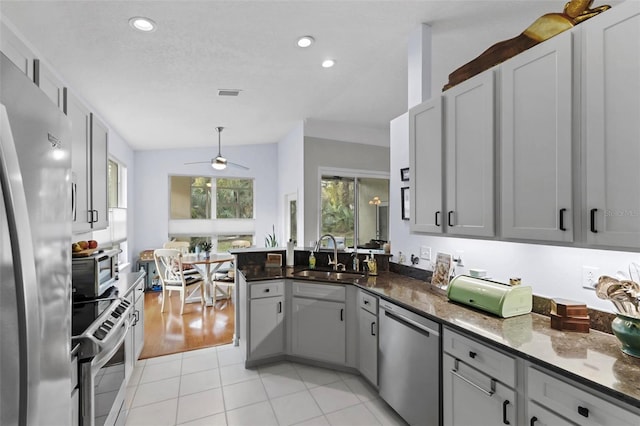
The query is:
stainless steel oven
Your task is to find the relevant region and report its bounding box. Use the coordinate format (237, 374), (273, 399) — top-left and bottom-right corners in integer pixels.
(73, 297), (132, 426)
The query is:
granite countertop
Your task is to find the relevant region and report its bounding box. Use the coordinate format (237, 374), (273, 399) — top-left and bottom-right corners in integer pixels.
(115, 270), (145, 296)
(239, 266), (640, 409)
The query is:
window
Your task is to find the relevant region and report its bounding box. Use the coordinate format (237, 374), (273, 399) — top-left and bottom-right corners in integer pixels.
(320, 175), (389, 249)
(216, 178), (253, 219)
(170, 176), (212, 219)
(169, 175), (255, 252)
(96, 157), (128, 267)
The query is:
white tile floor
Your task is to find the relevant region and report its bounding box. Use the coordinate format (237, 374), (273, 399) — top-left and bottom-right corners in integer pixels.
(124, 344), (407, 426)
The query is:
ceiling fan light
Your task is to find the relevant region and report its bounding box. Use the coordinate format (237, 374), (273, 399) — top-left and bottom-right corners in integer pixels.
(212, 157), (227, 170)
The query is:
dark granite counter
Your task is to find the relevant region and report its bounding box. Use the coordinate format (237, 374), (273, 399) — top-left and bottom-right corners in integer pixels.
(239, 266), (640, 409)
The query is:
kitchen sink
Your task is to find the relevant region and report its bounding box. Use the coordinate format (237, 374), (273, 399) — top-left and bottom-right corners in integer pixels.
(293, 269), (365, 282)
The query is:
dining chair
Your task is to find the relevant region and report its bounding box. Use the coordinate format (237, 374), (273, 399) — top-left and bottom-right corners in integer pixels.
(153, 249), (205, 315)
(163, 241), (199, 277)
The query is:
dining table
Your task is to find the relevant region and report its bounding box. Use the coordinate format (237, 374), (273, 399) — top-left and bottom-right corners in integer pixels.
(182, 254), (234, 306)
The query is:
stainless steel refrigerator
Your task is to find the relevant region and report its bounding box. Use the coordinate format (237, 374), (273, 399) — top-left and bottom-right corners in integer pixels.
(1, 52), (73, 425)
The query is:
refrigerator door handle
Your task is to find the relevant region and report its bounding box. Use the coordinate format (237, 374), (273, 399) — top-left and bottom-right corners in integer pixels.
(71, 181), (77, 221)
(0, 104), (42, 425)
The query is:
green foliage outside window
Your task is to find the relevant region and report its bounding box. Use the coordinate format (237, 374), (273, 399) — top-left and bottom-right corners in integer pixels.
(216, 178), (254, 219)
(190, 177), (212, 219)
(321, 178), (355, 247)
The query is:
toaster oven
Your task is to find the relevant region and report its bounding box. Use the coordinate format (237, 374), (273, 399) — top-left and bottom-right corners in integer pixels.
(72, 248), (120, 300)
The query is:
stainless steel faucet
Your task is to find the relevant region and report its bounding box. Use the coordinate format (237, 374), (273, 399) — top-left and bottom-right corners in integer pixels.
(315, 234), (345, 271)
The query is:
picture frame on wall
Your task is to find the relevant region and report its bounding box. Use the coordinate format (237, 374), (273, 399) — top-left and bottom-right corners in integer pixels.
(400, 167), (410, 182)
(401, 187), (410, 220)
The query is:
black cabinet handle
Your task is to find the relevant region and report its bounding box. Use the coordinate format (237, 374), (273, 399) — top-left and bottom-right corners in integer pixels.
(590, 209), (598, 233)
(448, 210), (455, 227)
(340, 308), (344, 321)
(364, 300), (369, 305)
(265, 288), (270, 292)
(469, 351), (477, 359)
(559, 208), (567, 231)
(435, 211), (441, 227)
(578, 406), (589, 418)
(530, 416), (538, 426)
(277, 301), (282, 313)
(502, 400), (510, 424)
(371, 322), (376, 336)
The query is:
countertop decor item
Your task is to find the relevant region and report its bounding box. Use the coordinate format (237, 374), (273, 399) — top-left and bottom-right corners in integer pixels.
(612, 314), (640, 358)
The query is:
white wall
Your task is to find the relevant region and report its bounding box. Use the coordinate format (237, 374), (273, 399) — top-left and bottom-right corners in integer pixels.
(133, 143), (278, 255)
(389, 111), (640, 313)
(277, 121), (304, 247)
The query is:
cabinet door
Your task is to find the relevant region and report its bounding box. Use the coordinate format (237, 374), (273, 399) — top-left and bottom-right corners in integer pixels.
(443, 354), (517, 426)
(0, 21), (35, 79)
(409, 97), (444, 233)
(64, 89), (92, 233)
(358, 308), (377, 386)
(250, 296), (284, 360)
(134, 285), (145, 361)
(90, 114), (109, 230)
(501, 31), (574, 242)
(527, 401), (577, 426)
(584, 1), (640, 249)
(444, 71), (495, 237)
(34, 59), (65, 111)
(291, 297), (346, 365)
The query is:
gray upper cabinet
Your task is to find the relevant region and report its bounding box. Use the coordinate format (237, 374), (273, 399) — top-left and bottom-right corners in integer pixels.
(34, 59), (65, 111)
(583, 1), (640, 249)
(0, 21), (35, 80)
(64, 89), (109, 232)
(90, 114), (109, 230)
(444, 71), (495, 237)
(409, 97), (443, 233)
(500, 31), (574, 242)
(64, 89), (92, 233)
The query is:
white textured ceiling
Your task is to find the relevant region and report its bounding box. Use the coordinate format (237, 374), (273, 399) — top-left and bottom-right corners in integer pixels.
(1, 0), (571, 151)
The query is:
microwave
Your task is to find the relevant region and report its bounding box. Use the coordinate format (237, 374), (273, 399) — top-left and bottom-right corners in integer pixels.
(72, 249), (120, 300)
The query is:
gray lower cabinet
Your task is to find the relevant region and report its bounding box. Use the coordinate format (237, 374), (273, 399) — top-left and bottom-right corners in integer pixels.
(291, 281), (346, 365)
(249, 281), (285, 360)
(357, 290), (378, 386)
(527, 366), (640, 426)
(442, 328), (518, 426)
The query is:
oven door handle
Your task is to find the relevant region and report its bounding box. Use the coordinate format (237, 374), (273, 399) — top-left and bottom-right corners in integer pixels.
(91, 319), (130, 373)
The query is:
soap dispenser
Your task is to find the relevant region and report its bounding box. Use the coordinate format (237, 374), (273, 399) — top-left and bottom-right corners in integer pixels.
(309, 251), (316, 269)
(367, 252), (377, 276)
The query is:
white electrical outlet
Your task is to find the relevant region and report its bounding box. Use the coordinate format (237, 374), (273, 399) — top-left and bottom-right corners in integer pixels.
(420, 246), (431, 260)
(582, 266), (599, 289)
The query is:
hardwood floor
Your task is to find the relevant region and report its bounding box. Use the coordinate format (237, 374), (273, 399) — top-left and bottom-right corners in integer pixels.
(139, 289), (235, 359)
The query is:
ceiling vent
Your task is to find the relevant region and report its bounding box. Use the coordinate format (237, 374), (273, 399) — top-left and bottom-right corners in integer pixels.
(218, 89), (241, 97)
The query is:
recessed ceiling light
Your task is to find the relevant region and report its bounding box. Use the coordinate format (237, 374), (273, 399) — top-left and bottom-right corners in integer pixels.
(297, 36), (315, 48)
(322, 59), (336, 68)
(129, 16), (157, 32)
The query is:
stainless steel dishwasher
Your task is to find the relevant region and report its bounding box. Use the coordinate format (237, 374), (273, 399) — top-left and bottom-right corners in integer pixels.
(379, 300), (441, 426)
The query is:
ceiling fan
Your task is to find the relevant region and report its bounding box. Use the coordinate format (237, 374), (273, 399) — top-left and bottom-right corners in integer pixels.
(185, 126), (249, 170)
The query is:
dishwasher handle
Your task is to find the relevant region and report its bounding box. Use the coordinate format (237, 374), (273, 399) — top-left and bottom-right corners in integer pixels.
(383, 308), (439, 337)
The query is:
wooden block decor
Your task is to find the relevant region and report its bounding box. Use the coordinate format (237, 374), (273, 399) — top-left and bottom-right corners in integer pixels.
(443, 0), (610, 91)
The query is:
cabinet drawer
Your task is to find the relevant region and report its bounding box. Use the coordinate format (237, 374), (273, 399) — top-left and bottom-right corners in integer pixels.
(293, 281), (345, 301)
(250, 281), (284, 299)
(527, 366), (640, 426)
(359, 290), (378, 314)
(443, 327), (516, 387)
(527, 401), (576, 426)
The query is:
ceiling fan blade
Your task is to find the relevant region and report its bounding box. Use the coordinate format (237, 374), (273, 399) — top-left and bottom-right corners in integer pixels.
(184, 160), (212, 165)
(227, 160), (250, 170)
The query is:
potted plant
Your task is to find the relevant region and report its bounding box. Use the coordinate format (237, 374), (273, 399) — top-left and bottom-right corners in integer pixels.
(265, 225), (278, 247)
(200, 241), (213, 258)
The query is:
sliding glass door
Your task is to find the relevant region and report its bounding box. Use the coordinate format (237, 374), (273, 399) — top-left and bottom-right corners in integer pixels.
(320, 175), (389, 249)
